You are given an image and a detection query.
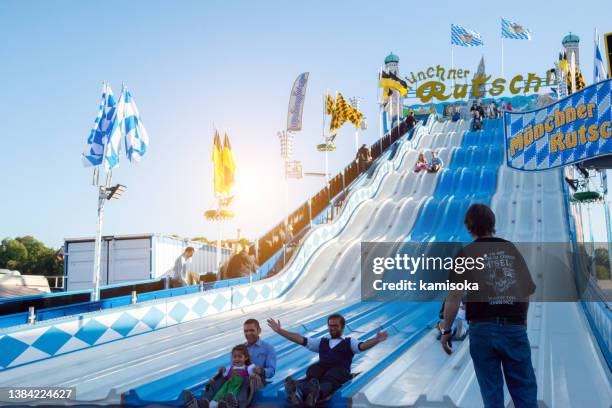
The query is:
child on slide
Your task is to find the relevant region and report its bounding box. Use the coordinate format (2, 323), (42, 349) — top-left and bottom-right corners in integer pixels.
(414, 152), (428, 172)
(184, 344), (263, 408)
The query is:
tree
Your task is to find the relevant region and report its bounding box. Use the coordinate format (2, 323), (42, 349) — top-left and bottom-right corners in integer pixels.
(0, 236), (63, 276)
(0, 238), (28, 271)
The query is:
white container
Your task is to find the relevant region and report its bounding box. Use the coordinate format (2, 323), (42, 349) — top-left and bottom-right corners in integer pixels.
(64, 234), (231, 291)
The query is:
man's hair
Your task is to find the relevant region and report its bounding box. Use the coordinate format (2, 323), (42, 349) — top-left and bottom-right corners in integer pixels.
(243, 318), (260, 330)
(231, 344), (251, 365)
(464, 203), (496, 237)
(185, 246), (195, 252)
(327, 313), (346, 327)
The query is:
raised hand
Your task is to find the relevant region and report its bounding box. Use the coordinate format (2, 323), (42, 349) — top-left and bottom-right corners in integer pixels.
(267, 318), (282, 333)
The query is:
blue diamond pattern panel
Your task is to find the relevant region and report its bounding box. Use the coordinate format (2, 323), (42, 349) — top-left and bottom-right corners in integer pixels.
(111, 312), (140, 337)
(31, 327), (72, 356)
(505, 79), (612, 171)
(0, 336), (29, 368)
(74, 318), (109, 346)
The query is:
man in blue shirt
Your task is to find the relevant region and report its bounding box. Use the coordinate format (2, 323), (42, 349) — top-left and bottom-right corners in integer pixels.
(184, 319), (276, 408)
(243, 318), (276, 392)
(267, 313), (387, 407)
(428, 150), (444, 173)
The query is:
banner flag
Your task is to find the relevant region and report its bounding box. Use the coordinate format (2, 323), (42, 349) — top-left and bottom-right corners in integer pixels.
(222, 133), (237, 194)
(287, 72), (309, 131)
(501, 18), (532, 40)
(505, 78), (612, 171)
(82, 83), (118, 167)
(451, 24), (483, 47)
(379, 70), (408, 98)
(212, 131), (224, 195)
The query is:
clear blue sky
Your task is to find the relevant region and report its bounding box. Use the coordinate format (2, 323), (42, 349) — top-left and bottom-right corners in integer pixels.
(1, 0), (611, 248)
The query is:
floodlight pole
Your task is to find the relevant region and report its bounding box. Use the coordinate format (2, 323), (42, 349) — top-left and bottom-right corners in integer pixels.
(92, 188), (105, 302)
(91, 171), (112, 302)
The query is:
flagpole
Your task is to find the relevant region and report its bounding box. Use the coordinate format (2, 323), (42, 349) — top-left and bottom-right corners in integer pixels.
(451, 46), (455, 88)
(594, 28), (598, 84)
(91, 176), (105, 302)
(378, 68), (383, 140)
(216, 220), (221, 277)
(501, 38), (504, 78)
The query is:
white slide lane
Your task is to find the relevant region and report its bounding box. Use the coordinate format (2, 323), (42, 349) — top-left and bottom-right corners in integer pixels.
(0, 120), (470, 403)
(354, 165), (612, 407)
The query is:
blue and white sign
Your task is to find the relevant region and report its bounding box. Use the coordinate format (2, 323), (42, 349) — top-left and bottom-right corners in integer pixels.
(505, 78), (612, 171)
(287, 72), (309, 132)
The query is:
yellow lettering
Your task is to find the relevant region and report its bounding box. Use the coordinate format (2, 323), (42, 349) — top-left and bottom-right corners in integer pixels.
(577, 104), (587, 119)
(489, 78), (506, 97)
(601, 121), (611, 138)
(524, 125), (534, 147)
(555, 109), (565, 128)
(588, 124), (599, 142)
(510, 75), (524, 94)
(534, 124), (545, 140)
(426, 67), (434, 78)
(566, 131), (577, 148)
(510, 134), (523, 156)
(453, 84), (468, 99)
(578, 125), (587, 144)
(565, 107), (577, 124)
(472, 74), (490, 98)
(588, 103), (596, 118)
(524, 73), (542, 93)
(545, 116), (555, 133)
(447, 69), (456, 79)
(550, 132), (565, 152)
(416, 81), (450, 103)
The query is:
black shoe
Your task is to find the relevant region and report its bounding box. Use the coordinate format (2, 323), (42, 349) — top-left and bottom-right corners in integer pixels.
(305, 378), (320, 407)
(284, 377), (300, 405)
(183, 390), (201, 408)
(220, 393), (238, 408)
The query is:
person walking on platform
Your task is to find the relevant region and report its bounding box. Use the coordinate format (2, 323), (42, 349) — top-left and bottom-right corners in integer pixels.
(171, 247), (197, 287)
(441, 203), (537, 408)
(267, 313), (387, 407)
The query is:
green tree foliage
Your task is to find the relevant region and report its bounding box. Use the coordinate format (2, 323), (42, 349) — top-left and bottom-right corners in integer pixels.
(593, 247), (611, 280)
(0, 236), (63, 276)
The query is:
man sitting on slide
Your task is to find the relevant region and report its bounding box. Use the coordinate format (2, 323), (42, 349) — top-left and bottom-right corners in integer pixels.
(267, 314), (388, 406)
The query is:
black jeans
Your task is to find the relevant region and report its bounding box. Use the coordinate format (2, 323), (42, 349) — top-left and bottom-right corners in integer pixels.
(297, 362), (352, 400)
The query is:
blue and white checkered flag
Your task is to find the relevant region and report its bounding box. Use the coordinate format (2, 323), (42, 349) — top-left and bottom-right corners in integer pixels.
(595, 37), (608, 83)
(82, 83), (118, 167)
(120, 88), (149, 163)
(104, 86), (149, 170)
(501, 18), (531, 40)
(451, 24), (483, 47)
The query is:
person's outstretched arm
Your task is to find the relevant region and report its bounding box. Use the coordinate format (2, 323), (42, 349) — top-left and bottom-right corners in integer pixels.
(267, 318), (305, 346)
(358, 329), (388, 352)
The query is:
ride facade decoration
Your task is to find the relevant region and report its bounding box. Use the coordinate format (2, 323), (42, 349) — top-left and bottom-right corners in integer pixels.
(504, 78), (612, 171)
(411, 65), (555, 104)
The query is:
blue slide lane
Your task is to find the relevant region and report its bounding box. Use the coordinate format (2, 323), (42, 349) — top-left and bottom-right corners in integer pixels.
(124, 117), (505, 406)
(407, 119), (503, 242)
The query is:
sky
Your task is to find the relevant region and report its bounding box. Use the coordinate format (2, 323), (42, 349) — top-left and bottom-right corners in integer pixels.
(1, 0), (612, 248)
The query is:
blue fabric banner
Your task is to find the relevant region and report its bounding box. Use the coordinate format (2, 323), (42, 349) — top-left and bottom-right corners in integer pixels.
(505, 78), (612, 171)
